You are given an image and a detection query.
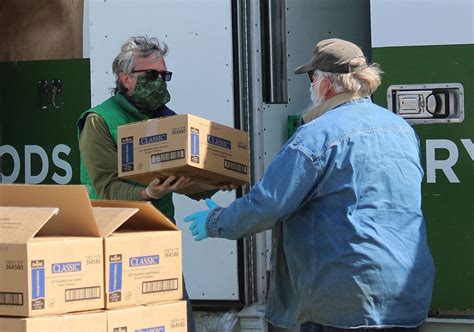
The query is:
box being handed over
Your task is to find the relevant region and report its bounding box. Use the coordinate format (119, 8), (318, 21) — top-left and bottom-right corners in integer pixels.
(117, 114), (249, 194)
(0, 184), (104, 317)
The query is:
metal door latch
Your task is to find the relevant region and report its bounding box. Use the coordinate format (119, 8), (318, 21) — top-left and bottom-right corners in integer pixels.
(387, 83), (464, 124)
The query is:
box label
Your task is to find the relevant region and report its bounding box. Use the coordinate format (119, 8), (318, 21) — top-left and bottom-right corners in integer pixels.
(51, 261), (81, 274)
(207, 134), (231, 150)
(129, 255), (160, 267)
(135, 326), (165, 332)
(190, 127), (200, 163)
(109, 254), (123, 302)
(31, 260), (45, 310)
(139, 133), (167, 145)
(121, 136), (134, 172)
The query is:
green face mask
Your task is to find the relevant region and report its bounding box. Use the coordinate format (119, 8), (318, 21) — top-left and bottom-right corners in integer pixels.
(130, 75), (171, 113)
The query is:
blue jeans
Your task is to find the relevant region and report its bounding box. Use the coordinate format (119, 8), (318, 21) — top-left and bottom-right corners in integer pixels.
(300, 322), (420, 332)
(183, 278), (196, 332)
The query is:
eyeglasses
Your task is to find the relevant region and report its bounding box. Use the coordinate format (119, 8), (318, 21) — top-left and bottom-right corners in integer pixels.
(131, 69), (172, 82)
(311, 78), (324, 87)
(309, 71), (326, 87)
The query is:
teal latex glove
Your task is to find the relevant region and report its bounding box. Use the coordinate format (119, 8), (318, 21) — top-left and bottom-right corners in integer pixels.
(184, 198), (220, 241)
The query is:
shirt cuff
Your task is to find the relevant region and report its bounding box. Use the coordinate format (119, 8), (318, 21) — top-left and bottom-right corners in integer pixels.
(130, 186), (144, 201)
(206, 207), (224, 238)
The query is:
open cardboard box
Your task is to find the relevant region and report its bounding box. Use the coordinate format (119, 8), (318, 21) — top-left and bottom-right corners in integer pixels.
(0, 184), (104, 317)
(91, 200), (183, 309)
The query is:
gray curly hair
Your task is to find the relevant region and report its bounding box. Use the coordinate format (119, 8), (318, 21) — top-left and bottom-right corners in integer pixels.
(112, 36), (168, 94)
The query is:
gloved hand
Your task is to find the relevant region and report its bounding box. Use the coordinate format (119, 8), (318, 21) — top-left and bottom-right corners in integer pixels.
(184, 198), (220, 241)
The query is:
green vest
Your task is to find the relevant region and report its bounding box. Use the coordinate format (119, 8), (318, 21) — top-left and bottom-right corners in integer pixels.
(77, 94), (175, 222)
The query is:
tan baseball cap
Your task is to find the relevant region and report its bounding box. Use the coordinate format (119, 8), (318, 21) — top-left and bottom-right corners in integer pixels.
(294, 38), (365, 74)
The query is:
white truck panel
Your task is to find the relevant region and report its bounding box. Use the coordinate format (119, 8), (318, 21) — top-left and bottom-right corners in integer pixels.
(86, 0), (239, 300)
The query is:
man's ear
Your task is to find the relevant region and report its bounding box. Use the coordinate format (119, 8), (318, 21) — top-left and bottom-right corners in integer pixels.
(119, 72), (132, 91)
(320, 78), (332, 97)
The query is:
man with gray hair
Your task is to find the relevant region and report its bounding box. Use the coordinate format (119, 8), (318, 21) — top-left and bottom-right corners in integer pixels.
(184, 38), (435, 331)
(78, 35), (193, 214)
(77, 35), (198, 331)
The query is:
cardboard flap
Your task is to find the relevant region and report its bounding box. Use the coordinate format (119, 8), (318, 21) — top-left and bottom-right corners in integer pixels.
(91, 207), (139, 237)
(91, 200), (178, 231)
(0, 184), (100, 237)
(0, 207), (59, 243)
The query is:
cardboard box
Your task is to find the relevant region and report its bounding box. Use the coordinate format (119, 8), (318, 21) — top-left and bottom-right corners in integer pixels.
(0, 310), (107, 332)
(0, 184), (104, 317)
(106, 300), (187, 332)
(117, 114), (249, 194)
(91, 200), (183, 309)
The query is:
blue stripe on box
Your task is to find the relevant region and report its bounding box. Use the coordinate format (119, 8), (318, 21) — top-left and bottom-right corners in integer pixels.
(109, 261), (123, 293)
(191, 132), (199, 157)
(31, 267), (45, 299)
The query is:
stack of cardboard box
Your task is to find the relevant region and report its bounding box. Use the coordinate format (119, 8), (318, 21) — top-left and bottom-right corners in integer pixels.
(0, 184), (187, 332)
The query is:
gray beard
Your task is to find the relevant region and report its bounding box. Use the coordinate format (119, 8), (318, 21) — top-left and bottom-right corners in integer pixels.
(309, 84), (324, 108)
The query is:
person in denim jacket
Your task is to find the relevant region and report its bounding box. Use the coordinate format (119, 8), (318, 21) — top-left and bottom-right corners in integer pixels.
(185, 38), (435, 332)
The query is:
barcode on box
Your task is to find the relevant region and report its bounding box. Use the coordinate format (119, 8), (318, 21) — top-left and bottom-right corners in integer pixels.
(65, 286), (101, 302)
(151, 149), (185, 164)
(0, 292), (23, 306)
(142, 278), (179, 294)
(224, 159), (248, 174)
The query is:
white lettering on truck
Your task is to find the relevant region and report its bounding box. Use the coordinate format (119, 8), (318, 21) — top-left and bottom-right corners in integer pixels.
(0, 145), (20, 183)
(25, 145), (49, 184)
(0, 144), (72, 184)
(426, 139), (473, 183)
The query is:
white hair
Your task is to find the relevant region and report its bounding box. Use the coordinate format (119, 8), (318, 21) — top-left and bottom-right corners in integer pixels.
(314, 58), (383, 97)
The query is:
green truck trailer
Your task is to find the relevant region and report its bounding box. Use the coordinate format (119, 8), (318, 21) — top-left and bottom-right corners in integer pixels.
(371, 1), (473, 328)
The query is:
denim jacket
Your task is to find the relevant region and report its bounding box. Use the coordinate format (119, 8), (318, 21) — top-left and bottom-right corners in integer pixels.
(207, 98), (434, 329)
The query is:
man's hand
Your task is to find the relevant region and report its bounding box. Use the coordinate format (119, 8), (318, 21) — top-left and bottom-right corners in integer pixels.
(183, 198), (220, 241)
(219, 184), (240, 191)
(142, 176), (193, 200)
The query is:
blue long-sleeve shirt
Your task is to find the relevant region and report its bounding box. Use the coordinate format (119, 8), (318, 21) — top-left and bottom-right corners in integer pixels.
(206, 98), (434, 328)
